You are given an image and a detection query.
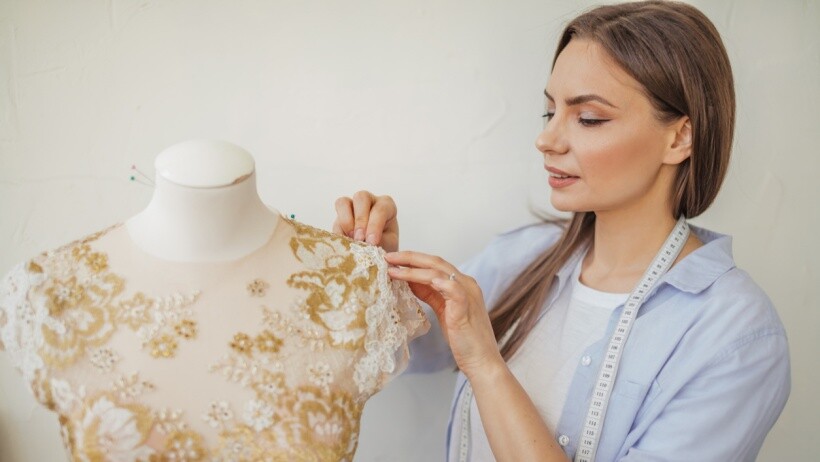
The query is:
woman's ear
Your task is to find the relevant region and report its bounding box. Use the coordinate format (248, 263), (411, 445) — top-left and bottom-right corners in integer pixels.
(663, 117), (692, 165)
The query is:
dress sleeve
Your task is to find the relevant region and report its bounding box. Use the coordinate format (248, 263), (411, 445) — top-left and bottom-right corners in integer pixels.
(619, 329), (790, 461)
(0, 261), (29, 352)
(351, 244), (430, 398)
(0, 260), (47, 381)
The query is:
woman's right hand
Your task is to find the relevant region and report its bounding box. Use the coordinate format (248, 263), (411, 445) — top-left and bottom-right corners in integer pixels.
(332, 191), (399, 253)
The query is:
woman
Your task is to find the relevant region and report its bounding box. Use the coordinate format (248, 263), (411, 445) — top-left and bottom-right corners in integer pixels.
(332, 1), (790, 461)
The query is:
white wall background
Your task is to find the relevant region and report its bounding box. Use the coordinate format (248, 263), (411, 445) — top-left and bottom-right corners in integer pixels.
(0, 0), (816, 460)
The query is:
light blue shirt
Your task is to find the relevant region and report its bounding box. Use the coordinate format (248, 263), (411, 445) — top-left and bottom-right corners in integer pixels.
(407, 221), (791, 461)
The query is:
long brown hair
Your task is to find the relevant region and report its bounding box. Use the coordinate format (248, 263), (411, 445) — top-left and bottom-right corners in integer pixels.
(489, 0), (735, 361)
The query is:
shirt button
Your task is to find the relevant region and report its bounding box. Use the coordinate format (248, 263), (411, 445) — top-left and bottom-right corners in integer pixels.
(558, 434), (570, 446)
(581, 355), (592, 366)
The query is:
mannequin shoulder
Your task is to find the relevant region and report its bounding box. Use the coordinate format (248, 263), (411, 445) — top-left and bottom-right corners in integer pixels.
(1, 223), (117, 288)
(284, 217), (391, 272)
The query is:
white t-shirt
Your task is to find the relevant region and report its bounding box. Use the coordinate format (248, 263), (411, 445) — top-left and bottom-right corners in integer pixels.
(462, 252), (629, 461)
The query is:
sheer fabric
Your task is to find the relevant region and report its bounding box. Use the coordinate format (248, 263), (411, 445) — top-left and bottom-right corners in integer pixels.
(0, 214), (429, 461)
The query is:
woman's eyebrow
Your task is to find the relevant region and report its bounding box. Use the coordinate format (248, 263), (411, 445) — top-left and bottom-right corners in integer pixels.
(544, 90), (618, 109)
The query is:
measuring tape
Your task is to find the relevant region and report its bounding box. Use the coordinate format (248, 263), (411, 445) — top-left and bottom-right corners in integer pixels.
(456, 216), (689, 462)
(458, 384), (474, 461)
(575, 216), (689, 461)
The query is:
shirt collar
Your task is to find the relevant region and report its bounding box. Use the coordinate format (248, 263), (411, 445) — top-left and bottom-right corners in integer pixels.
(552, 223), (735, 297)
(661, 223), (736, 294)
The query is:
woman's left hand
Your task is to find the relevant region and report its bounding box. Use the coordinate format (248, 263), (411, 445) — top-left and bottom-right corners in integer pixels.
(385, 250), (504, 379)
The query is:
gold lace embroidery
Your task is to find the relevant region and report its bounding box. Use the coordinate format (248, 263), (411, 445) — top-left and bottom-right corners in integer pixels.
(159, 430), (207, 462)
(24, 226), (202, 366)
(246, 278), (269, 297)
(201, 219), (384, 460)
(285, 219), (376, 350)
(111, 372), (156, 401)
(263, 306), (329, 352)
(47, 371), (198, 461)
(36, 233), (125, 368)
(1, 218), (424, 461)
(116, 290), (201, 359)
(88, 346), (121, 372)
(227, 329), (284, 356)
(64, 392), (156, 461)
(229, 332), (254, 356)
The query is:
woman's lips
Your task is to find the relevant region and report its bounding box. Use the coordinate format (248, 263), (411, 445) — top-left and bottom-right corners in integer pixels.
(545, 166), (579, 188)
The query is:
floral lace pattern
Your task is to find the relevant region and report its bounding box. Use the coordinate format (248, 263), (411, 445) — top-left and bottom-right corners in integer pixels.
(0, 216), (429, 461)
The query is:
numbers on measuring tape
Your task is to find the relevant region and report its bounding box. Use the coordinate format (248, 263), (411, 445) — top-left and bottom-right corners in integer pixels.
(458, 385), (473, 462)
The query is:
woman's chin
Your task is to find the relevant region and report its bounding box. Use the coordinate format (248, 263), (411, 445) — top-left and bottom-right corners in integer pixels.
(549, 199), (578, 213)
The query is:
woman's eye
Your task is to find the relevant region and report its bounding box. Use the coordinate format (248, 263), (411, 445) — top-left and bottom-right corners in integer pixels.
(579, 118), (609, 127)
(542, 112), (555, 120)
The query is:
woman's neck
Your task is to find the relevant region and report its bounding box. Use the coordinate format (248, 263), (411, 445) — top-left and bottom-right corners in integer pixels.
(581, 201), (701, 293)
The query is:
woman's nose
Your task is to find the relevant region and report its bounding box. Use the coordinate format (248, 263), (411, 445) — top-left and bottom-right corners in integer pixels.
(535, 119), (569, 156)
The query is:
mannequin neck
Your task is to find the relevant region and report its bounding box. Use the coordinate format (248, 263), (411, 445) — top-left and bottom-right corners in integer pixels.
(125, 172), (280, 262)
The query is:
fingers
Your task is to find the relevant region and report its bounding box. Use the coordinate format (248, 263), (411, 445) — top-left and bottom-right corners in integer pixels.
(388, 266), (469, 314)
(384, 250), (459, 276)
(351, 191), (376, 241)
(387, 266), (456, 286)
(366, 195), (397, 246)
(334, 196), (356, 238)
(331, 219), (343, 236)
(333, 191), (398, 248)
(429, 278), (469, 303)
(405, 280), (448, 316)
(385, 251), (478, 303)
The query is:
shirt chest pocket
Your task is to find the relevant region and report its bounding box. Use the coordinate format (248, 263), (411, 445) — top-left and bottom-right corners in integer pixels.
(611, 377), (662, 413)
(595, 378), (662, 459)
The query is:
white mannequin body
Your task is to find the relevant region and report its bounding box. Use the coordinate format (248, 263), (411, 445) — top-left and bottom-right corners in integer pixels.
(126, 139), (280, 262)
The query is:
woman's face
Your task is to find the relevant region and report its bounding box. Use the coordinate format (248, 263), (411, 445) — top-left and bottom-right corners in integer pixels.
(536, 38), (685, 215)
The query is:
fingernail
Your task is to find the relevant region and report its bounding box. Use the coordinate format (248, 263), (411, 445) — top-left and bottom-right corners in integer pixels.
(354, 228), (364, 241)
(366, 233), (377, 245)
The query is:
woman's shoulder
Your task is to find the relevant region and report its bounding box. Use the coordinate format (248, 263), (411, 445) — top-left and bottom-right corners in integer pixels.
(666, 227), (787, 350)
(682, 225), (782, 329)
(489, 219), (565, 256)
(457, 219), (565, 284)
(703, 266), (785, 334)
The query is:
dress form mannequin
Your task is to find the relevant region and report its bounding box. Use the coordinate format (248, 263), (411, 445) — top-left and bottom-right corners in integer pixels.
(126, 139), (280, 262)
(0, 139), (428, 461)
